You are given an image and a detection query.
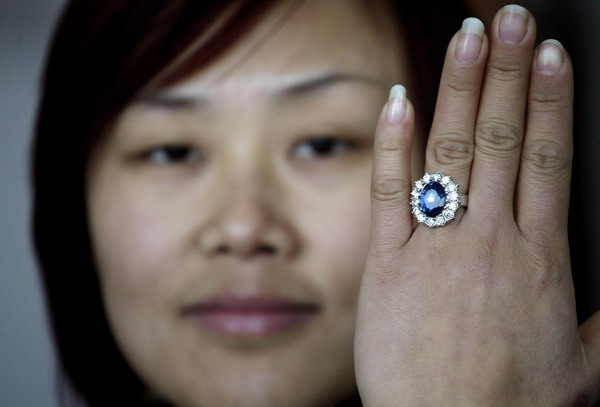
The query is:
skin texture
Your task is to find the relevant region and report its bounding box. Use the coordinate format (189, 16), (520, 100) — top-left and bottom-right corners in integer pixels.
(356, 5), (600, 406)
(86, 1), (410, 406)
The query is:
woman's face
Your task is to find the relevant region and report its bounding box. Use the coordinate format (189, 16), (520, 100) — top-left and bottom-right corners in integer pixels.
(87, 1), (408, 406)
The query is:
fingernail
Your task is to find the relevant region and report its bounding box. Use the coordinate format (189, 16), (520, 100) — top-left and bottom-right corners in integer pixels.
(456, 18), (485, 64)
(499, 5), (528, 44)
(386, 85), (406, 124)
(536, 40), (564, 75)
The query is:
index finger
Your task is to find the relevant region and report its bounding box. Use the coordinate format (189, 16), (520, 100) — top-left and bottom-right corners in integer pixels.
(370, 85), (416, 252)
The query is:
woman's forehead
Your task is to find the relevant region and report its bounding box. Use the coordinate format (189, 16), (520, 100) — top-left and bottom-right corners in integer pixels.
(153, 0), (405, 102)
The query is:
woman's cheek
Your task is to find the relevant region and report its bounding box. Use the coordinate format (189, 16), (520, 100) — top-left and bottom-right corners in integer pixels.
(89, 185), (191, 368)
(305, 177), (372, 308)
(92, 192), (175, 288)
(88, 171), (196, 344)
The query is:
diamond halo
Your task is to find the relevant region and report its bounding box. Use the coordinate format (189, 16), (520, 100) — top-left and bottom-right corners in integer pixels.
(411, 172), (462, 228)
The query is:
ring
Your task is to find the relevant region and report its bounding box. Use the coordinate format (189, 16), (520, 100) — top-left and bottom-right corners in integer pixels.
(411, 172), (467, 228)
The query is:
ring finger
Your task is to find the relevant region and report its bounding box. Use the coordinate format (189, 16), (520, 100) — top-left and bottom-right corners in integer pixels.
(424, 17), (488, 198)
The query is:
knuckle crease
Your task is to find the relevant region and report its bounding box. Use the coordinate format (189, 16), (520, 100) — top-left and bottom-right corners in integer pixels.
(372, 177), (409, 202)
(432, 137), (473, 164)
(475, 120), (522, 157)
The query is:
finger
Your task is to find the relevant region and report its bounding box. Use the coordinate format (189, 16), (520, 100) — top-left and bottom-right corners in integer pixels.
(579, 310), (600, 399)
(425, 18), (488, 194)
(515, 40), (573, 238)
(469, 5), (536, 218)
(370, 85), (415, 251)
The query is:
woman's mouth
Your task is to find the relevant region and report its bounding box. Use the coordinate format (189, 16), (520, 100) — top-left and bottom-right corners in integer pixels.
(184, 295), (321, 338)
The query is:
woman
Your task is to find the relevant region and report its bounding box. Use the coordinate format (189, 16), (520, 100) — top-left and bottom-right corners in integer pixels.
(33, 0), (599, 406)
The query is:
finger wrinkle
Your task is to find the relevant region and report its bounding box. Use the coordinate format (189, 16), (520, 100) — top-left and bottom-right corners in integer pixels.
(523, 141), (572, 175)
(484, 62), (532, 92)
(475, 120), (522, 155)
(432, 137), (473, 164)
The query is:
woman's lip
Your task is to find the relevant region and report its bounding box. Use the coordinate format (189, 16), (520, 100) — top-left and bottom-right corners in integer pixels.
(184, 296), (321, 338)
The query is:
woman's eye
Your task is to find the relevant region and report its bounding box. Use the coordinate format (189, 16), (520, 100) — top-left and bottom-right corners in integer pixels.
(292, 136), (359, 159)
(144, 145), (203, 165)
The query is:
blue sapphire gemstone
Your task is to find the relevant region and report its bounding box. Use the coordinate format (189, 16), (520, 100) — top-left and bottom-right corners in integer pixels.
(419, 181), (446, 217)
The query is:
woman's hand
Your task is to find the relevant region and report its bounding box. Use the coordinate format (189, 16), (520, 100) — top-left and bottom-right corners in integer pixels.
(355, 5), (600, 406)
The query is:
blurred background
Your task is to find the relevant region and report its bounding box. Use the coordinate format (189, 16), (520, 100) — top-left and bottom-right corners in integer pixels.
(1, 1), (598, 406)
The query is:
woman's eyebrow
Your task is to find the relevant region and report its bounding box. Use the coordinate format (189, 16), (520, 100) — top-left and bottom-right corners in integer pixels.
(136, 94), (207, 110)
(281, 72), (386, 97)
(135, 72), (385, 110)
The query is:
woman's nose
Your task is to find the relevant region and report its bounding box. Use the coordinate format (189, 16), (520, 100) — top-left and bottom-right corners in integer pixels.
(198, 171), (298, 261)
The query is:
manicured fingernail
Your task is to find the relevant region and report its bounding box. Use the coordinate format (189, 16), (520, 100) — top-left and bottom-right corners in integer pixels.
(499, 5), (528, 44)
(456, 18), (485, 64)
(536, 39), (564, 75)
(386, 84), (406, 124)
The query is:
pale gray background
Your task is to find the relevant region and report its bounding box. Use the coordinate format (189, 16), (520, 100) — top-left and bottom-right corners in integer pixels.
(1, 1), (598, 407)
(2, 1), (65, 406)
